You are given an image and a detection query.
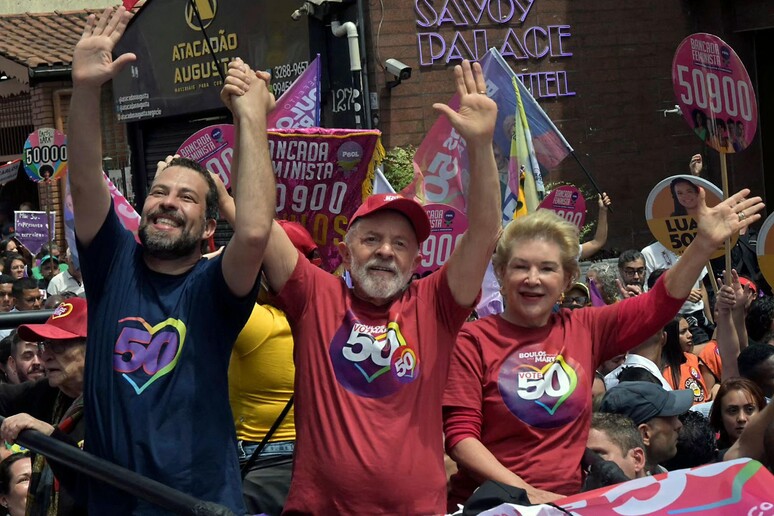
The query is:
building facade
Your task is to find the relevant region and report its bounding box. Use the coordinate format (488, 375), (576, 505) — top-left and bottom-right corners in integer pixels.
(0, 0), (770, 253)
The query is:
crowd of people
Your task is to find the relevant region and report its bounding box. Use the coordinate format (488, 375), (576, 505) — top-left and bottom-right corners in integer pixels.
(0, 5), (770, 516)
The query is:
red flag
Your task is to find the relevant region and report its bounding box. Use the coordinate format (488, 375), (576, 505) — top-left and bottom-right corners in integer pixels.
(123, 0), (140, 9)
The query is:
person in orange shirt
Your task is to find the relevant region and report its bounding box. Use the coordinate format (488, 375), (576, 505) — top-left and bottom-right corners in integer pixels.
(661, 316), (708, 404)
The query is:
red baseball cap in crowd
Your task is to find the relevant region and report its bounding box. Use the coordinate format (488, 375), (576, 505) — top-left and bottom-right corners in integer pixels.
(738, 277), (758, 295)
(277, 220), (322, 267)
(17, 298), (88, 341)
(349, 194), (431, 243)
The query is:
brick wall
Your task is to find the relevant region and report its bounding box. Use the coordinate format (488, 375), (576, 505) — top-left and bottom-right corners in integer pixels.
(363, 0), (766, 251)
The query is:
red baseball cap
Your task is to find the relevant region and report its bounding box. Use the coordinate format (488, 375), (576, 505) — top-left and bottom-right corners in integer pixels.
(739, 277), (758, 295)
(277, 220), (318, 256)
(17, 298), (87, 341)
(349, 194), (431, 243)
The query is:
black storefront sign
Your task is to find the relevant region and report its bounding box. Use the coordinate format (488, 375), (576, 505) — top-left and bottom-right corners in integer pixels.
(113, 0), (310, 122)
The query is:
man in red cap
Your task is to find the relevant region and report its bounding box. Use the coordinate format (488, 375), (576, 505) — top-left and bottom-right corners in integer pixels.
(261, 61), (501, 514)
(0, 298), (88, 515)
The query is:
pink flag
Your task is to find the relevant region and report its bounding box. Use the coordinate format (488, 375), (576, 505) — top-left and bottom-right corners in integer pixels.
(399, 95), (468, 211)
(268, 56), (321, 130)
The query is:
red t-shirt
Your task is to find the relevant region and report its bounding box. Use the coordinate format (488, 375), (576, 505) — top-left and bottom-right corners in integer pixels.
(663, 352), (709, 404)
(275, 256), (472, 514)
(698, 339), (722, 382)
(443, 278), (684, 503)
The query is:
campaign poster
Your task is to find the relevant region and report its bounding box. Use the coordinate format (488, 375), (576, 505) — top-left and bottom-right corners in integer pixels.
(14, 211), (55, 255)
(538, 185), (586, 230)
(416, 203), (468, 277)
(270, 128), (383, 272)
(755, 211), (774, 289)
(672, 33), (757, 154)
(176, 124), (235, 189)
(645, 175), (732, 258)
(22, 129), (67, 182)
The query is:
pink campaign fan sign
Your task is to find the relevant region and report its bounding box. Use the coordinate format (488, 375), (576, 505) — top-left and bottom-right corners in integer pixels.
(537, 185), (586, 230)
(672, 33), (757, 153)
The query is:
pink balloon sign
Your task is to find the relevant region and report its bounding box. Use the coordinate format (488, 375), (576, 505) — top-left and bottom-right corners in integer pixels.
(538, 185), (586, 229)
(672, 33), (758, 154)
(23, 128), (67, 182)
(176, 124), (235, 189)
(416, 203), (468, 277)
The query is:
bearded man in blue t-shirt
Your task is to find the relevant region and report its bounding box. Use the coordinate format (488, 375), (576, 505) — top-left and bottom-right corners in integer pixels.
(66, 6), (276, 514)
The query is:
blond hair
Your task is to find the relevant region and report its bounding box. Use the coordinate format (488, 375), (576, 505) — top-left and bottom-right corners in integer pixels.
(492, 209), (580, 283)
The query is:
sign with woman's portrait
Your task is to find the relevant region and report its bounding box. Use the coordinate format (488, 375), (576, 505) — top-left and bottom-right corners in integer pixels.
(645, 175), (733, 258)
(756, 212), (774, 289)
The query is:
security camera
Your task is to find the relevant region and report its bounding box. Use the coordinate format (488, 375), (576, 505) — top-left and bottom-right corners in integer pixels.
(385, 59), (411, 81)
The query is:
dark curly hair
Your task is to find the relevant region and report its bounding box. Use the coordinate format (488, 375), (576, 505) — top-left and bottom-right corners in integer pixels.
(661, 411), (716, 470)
(746, 297), (774, 343)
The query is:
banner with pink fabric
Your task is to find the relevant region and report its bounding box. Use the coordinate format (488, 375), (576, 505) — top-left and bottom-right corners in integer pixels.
(270, 128), (384, 272)
(64, 172), (141, 269)
(474, 459), (774, 516)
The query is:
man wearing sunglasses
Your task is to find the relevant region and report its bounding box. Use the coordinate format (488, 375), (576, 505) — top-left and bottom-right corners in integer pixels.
(0, 298), (87, 515)
(562, 282), (592, 310)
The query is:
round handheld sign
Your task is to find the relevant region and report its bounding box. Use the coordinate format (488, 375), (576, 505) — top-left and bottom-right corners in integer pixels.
(416, 203), (468, 277)
(22, 128), (68, 182)
(538, 185), (586, 230)
(755, 212), (774, 290)
(645, 175), (735, 259)
(176, 124), (235, 189)
(672, 33), (757, 154)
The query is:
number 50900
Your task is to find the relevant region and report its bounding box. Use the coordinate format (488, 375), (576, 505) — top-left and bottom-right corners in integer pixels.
(676, 65), (754, 121)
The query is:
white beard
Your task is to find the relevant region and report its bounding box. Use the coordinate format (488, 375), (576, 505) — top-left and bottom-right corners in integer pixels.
(349, 254), (411, 302)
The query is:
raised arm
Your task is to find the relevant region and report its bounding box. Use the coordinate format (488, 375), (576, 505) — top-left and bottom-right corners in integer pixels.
(580, 193), (611, 260)
(715, 277), (741, 380)
(219, 59), (276, 297)
(69, 7), (136, 246)
(435, 61), (501, 307)
(663, 188), (763, 299)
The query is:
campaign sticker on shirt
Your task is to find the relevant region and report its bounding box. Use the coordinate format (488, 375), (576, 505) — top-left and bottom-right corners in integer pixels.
(537, 185), (586, 230)
(329, 310), (419, 398)
(497, 345), (586, 429)
(755, 211), (774, 289)
(23, 128), (67, 182)
(416, 203), (468, 277)
(684, 367), (706, 403)
(645, 175), (733, 258)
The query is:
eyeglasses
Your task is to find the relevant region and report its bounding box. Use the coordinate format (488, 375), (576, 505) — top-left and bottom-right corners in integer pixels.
(38, 340), (74, 354)
(622, 267), (645, 277)
(563, 296), (589, 306)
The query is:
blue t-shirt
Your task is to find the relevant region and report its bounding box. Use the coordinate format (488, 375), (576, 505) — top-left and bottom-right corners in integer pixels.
(78, 207), (255, 515)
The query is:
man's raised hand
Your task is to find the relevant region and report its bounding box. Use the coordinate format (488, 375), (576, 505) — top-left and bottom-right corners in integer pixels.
(694, 188), (764, 252)
(220, 58), (275, 120)
(432, 60), (497, 146)
(72, 6), (135, 89)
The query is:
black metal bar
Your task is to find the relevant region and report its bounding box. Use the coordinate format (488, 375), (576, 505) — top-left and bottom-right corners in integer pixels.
(0, 416), (236, 515)
(0, 309), (55, 330)
(570, 151), (613, 214)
